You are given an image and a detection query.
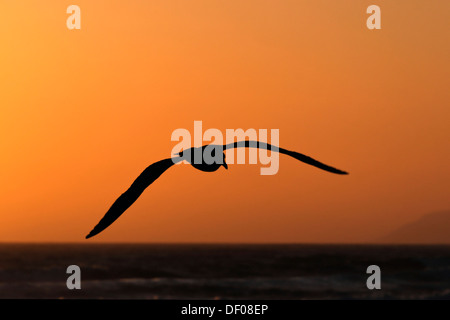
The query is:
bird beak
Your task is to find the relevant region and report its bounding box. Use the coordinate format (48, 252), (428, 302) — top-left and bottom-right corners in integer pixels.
(222, 162), (228, 170)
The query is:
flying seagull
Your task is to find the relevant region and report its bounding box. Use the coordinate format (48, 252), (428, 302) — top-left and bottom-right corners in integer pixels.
(86, 141), (348, 239)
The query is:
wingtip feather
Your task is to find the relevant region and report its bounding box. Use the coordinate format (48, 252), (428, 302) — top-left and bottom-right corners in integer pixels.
(85, 231), (95, 239)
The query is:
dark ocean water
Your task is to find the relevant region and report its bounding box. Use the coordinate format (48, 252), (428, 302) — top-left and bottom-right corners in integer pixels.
(0, 244), (449, 299)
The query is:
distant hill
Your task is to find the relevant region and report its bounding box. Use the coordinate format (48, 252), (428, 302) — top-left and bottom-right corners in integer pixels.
(380, 211), (450, 244)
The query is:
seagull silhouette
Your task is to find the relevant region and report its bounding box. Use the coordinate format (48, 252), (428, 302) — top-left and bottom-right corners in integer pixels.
(86, 141), (348, 239)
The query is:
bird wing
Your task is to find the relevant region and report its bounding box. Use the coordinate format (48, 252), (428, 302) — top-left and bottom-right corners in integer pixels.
(86, 158), (178, 239)
(222, 141), (348, 175)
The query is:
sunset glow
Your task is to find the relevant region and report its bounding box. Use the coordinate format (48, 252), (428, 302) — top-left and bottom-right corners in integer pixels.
(1, 1), (449, 243)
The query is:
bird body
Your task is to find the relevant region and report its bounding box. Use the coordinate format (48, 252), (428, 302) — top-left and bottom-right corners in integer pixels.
(86, 141), (347, 239)
(177, 146), (228, 172)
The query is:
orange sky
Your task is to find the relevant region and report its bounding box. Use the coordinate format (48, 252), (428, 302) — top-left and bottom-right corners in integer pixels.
(0, 1), (449, 243)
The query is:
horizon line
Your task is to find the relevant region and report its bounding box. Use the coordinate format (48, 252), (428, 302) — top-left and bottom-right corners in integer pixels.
(0, 241), (449, 246)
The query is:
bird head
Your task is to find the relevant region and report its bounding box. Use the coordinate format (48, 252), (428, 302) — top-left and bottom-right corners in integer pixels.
(175, 148), (192, 161)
